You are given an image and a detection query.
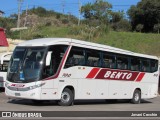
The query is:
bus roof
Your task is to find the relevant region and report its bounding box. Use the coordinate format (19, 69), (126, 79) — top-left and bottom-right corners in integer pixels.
(17, 38), (158, 60)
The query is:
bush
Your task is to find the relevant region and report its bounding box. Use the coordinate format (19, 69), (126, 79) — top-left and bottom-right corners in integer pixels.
(56, 13), (61, 19)
(112, 19), (131, 32)
(136, 24), (144, 32)
(62, 19), (69, 24)
(69, 24), (109, 41)
(45, 22), (52, 26)
(32, 33), (45, 39)
(154, 24), (160, 33)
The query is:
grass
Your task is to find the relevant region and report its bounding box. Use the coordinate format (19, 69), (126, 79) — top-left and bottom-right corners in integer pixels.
(16, 26), (160, 56)
(96, 31), (160, 56)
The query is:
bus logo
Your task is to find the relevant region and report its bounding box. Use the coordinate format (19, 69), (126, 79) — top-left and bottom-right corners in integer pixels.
(87, 68), (145, 82)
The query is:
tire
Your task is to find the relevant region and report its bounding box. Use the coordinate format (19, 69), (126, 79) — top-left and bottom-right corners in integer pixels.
(58, 88), (74, 106)
(131, 89), (141, 104)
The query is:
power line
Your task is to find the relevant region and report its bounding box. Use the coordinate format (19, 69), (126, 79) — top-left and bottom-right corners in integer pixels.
(3, 2), (134, 18)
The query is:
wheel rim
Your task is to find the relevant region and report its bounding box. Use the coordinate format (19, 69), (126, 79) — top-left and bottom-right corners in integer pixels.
(134, 93), (139, 101)
(61, 92), (70, 103)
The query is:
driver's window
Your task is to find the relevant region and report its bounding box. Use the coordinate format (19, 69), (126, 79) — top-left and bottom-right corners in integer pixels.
(43, 45), (68, 78)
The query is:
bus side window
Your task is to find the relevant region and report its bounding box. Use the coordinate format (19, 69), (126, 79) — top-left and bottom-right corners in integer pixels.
(86, 50), (101, 67)
(64, 47), (85, 68)
(0, 61), (9, 72)
(43, 45), (67, 78)
(151, 60), (158, 72)
(102, 53), (116, 69)
(116, 56), (129, 70)
(141, 60), (150, 72)
(131, 58), (140, 71)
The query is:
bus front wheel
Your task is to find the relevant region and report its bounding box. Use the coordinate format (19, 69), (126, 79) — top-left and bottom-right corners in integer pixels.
(58, 88), (74, 106)
(131, 89), (141, 104)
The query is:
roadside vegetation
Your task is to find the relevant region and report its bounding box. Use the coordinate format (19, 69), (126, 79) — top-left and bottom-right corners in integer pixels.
(0, 0), (159, 56)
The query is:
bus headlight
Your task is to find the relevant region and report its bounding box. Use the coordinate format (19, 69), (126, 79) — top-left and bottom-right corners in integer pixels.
(28, 83), (45, 90)
(29, 86), (36, 90)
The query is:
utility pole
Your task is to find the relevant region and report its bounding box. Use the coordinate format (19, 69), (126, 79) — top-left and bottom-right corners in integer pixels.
(24, 4), (28, 27)
(62, 0), (65, 14)
(68, 12), (71, 21)
(78, 0), (82, 26)
(17, 0), (23, 28)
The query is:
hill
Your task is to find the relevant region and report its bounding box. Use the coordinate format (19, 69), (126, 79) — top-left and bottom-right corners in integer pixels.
(3, 7), (160, 56)
(11, 25), (160, 56)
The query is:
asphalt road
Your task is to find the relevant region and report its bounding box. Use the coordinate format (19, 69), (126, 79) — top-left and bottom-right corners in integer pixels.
(0, 91), (160, 119)
(0, 91), (160, 111)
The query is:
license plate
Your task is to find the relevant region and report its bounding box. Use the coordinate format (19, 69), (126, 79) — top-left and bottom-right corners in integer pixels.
(15, 93), (21, 96)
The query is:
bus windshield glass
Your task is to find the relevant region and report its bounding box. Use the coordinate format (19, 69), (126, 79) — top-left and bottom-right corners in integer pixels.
(7, 47), (47, 83)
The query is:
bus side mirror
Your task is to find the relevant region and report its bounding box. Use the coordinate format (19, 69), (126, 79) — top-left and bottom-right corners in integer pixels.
(46, 51), (52, 66)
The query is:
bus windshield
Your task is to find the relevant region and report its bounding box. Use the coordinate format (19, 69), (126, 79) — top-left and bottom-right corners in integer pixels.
(7, 47), (47, 83)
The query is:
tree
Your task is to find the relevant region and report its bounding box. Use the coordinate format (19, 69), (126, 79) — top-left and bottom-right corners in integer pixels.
(136, 24), (144, 32)
(128, 0), (160, 32)
(112, 19), (132, 32)
(81, 0), (112, 26)
(154, 24), (160, 34)
(110, 11), (124, 23)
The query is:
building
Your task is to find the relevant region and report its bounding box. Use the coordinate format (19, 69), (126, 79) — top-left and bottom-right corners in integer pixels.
(0, 10), (4, 17)
(0, 28), (8, 46)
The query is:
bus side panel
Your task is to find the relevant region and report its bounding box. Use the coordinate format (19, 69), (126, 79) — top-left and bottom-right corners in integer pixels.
(108, 81), (132, 99)
(95, 80), (109, 99)
(40, 79), (60, 100)
(59, 67), (109, 99)
(133, 71), (159, 99)
(142, 71), (159, 99)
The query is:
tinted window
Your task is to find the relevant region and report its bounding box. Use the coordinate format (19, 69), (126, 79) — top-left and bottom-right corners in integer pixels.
(102, 53), (116, 69)
(86, 49), (101, 67)
(117, 56), (129, 70)
(141, 60), (150, 72)
(0, 61), (9, 72)
(131, 58), (141, 71)
(43, 45), (68, 78)
(151, 60), (158, 72)
(64, 47), (85, 68)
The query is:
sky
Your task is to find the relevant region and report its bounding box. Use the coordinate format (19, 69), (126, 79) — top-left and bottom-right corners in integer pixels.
(0, 0), (140, 18)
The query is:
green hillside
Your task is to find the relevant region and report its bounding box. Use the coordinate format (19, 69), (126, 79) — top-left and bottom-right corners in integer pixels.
(16, 26), (160, 56)
(96, 31), (160, 56)
(4, 5), (159, 57)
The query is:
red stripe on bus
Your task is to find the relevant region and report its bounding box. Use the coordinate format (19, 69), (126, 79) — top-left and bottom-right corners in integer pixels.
(135, 73), (145, 82)
(95, 68), (139, 81)
(86, 68), (100, 79)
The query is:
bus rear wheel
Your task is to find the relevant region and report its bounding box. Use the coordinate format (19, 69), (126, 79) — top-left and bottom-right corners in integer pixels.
(131, 89), (141, 104)
(58, 88), (74, 106)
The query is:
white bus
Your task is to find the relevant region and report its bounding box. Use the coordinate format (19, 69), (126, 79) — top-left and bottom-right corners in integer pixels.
(0, 52), (12, 89)
(5, 38), (159, 106)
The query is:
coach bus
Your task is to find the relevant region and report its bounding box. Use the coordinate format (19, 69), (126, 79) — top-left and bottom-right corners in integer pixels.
(5, 38), (159, 106)
(0, 52), (12, 89)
